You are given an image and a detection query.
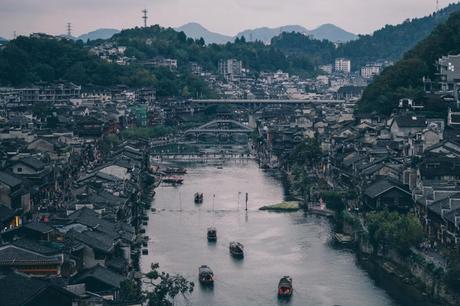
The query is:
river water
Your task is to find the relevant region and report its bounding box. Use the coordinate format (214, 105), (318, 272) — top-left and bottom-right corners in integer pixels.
(141, 160), (399, 306)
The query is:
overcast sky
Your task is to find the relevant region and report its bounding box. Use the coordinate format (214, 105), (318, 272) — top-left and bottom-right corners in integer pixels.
(0, 0), (456, 39)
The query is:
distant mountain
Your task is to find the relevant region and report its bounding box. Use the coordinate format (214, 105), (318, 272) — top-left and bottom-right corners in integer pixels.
(358, 11), (460, 115)
(175, 22), (233, 44)
(237, 25), (309, 44)
(237, 24), (357, 43)
(0, 37), (7, 45)
(77, 28), (120, 41)
(309, 24), (358, 42)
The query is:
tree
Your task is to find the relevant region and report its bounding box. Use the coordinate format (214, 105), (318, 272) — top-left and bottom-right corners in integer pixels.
(120, 279), (143, 302)
(366, 211), (424, 256)
(143, 263), (194, 306)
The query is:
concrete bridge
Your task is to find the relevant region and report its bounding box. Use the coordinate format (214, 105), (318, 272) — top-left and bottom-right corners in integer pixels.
(189, 98), (345, 106)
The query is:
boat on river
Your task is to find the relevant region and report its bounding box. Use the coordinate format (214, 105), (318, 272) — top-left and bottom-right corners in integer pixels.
(199, 265), (214, 285)
(277, 276), (293, 298)
(164, 167), (187, 175)
(229, 241), (244, 258)
(194, 192), (204, 204)
(207, 227), (217, 241)
(162, 177), (184, 185)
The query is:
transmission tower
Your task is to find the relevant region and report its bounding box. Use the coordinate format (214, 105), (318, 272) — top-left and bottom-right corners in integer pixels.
(142, 9), (148, 28)
(67, 22), (72, 37)
(436, 0), (439, 11)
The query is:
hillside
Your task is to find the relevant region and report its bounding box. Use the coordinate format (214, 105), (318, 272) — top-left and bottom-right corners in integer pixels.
(338, 2), (460, 68)
(310, 24), (357, 42)
(112, 26), (312, 75)
(357, 11), (460, 115)
(175, 23), (232, 44)
(78, 28), (120, 41)
(0, 36), (154, 87)
(237, 25), (309, 44)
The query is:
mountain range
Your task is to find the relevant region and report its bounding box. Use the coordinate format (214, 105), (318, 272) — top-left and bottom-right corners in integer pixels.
(77, 28), (120, 41)
(175, 22), (357, 44)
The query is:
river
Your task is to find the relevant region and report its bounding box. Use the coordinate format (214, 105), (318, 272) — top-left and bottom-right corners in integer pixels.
(141, 160), (399, 306)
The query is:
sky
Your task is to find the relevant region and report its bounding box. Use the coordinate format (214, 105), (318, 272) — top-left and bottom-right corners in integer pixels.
(0, 0), (457, 39)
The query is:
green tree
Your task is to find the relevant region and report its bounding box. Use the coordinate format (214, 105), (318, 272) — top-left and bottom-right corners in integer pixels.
(143, 263), (194, 306)
(120, 279), (143, 302)
(367, 211), (424, 256)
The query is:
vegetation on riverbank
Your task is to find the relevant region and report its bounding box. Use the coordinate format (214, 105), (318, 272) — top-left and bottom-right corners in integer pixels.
(259, 201), (300, 212)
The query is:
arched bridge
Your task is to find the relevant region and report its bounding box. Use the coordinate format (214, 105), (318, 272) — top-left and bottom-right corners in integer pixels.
(184, 120), (253, 143)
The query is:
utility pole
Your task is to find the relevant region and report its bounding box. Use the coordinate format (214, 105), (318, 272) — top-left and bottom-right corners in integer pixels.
(142, 9), (148, 28)
(67, 22), (72, 37)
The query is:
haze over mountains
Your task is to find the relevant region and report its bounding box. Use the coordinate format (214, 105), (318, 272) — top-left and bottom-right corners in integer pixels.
(175, 22), (358, 44)
(77, 28), (120, 41)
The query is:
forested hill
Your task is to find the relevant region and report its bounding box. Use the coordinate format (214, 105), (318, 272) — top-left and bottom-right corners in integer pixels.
(337, 2), (460, 68)
(357, 11), (460, 115)
(0, 36), (155, 87)
(269, 2), (460, 69)
(111, 26), (315, 75)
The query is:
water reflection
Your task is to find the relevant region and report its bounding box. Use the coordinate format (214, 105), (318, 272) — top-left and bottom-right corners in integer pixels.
(141, 161), (398, 306)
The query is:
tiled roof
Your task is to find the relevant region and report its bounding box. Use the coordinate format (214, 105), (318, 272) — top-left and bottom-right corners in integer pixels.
(71, 265), (125, 289)
(0, 244), (63, 265)
(0, 171), (22, 188)
(364, 178), (411, 199)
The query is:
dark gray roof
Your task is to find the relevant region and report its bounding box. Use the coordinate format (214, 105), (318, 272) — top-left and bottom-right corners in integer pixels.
(12, 239), (62, 256)
(0, 205), (16, 223)
(394, 115), (427, 128)
(0, 244), (63, 265)
(24, 222), (54, 234)
(0, 171), (22, 188)
(364, 179), (411, 199)
(67, 229), (114, 253)
(17, 157), (45, 171)
(71, 265), (125, 289)
(0, 272), (77, 306)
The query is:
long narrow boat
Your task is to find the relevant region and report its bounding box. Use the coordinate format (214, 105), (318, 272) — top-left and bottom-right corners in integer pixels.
(162, 177), (184, 185)
(229, 241), (244, 258)
(199, 265), (214, 285)
(278, 276), (293, 298)
(164, 167), (187, 175)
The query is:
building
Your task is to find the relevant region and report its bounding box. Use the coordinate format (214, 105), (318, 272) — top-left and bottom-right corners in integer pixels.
(361, 64), (382, 79)
(437, 54), (460, 96)
(218, 59), (243, 81)
(335, 58), (351, 74)
(319, 64), (333, 74)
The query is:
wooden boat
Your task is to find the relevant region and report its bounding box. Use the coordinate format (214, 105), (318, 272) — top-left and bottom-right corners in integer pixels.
(194, 192), (204, 204)
(198, 265), (214, 285)
(162, 177), (184, 185)
(229, 241), (244, 258)
(278, 276), (293, 298)
(207, 227), (217, 241)
(333, 233), (354, 245)
(164, 167), (187, 175)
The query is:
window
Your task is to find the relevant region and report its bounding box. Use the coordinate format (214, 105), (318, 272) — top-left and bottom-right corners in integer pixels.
(17, 167), (22, 173)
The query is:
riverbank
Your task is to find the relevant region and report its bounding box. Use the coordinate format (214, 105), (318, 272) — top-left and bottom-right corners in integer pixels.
(140, 161), (399, 306)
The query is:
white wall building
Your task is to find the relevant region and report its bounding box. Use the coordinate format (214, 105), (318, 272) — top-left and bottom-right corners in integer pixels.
(335, 58), (351, 74)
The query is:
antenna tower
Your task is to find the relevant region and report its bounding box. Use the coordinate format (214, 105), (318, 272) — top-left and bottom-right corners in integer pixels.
(67, 22), (72, 37)
(142, 9), (148, 28)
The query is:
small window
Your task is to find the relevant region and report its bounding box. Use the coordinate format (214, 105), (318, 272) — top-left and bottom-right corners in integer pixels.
(17, 167), (22, 173)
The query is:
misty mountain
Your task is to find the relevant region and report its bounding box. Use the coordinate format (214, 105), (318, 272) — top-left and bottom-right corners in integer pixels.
(175, 22), (233, 44)
(77, 28), (120, 41)
(237, 25), (309, 44)
(237, 24), (357, 43)
(0, 37), (7, 45)
(309, 24), (358, 42)
(176, 22), (357, 44)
